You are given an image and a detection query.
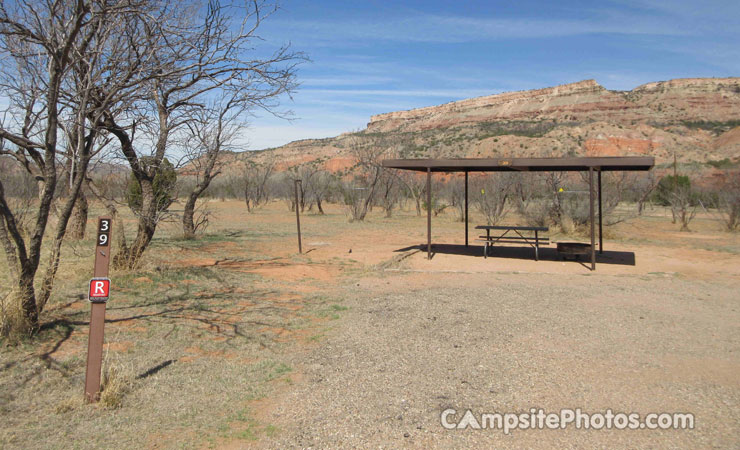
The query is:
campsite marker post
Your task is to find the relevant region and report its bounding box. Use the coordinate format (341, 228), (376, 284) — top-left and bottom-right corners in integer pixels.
(84, 217), (112, 402)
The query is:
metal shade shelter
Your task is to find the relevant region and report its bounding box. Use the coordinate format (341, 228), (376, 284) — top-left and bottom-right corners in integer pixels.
(382, 156), (655, 270)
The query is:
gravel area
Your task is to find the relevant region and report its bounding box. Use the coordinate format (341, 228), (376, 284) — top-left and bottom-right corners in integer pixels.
(260, 272), (740, 448)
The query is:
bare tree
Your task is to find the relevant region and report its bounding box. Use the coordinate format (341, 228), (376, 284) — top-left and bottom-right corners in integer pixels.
(99, 0), (304, 267)
(395, 171), (426, 216)
(716, 173), (740, 232)
(0, 0), (148, 332)
(472, 173), (515, 225)
(298, 161), (334, 214)
(669, 185), (698, 232)
(375, 169), (401, 217)
(631, 171), (659, 216)
(342, 136), (391, 221)
(244, 157), (276, 211)
(180, 92), (247, 238)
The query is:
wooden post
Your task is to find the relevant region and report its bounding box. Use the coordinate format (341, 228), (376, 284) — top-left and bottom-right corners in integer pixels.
(589, 168), (596, 271)
(427, 168), (432, 260)
(464, 170), (469, 247)
(84, 217), (112, 402)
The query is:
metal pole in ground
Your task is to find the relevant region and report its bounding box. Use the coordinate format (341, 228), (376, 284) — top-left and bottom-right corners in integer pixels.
(589, 168), (596, 271)
(464, 170), (469, 247)
(84, 217), (113, 402)
(598, 168), (603, 254)
(294, 179), (302, 254)
(427, 167), (432, 260)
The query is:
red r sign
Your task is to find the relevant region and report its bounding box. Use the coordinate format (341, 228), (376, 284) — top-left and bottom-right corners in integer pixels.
(88, 278), (110, 303)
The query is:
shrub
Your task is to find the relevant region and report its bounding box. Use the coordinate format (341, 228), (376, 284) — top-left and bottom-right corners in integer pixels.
(654, 175), (691, 206)
(126, 157), (177, 214)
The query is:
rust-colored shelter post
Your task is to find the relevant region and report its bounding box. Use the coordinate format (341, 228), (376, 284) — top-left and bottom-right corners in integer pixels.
(84, 217), (112, 402)
(427, 167), (432, 259)
(464, 170), (469, 247)
(598, 169), (603, 254)
(589, 168), (596, 271)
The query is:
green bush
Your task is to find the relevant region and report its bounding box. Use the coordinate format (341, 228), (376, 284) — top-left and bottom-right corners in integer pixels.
(706, 158), (735, 169)
(126, 157), (177, 214)
(654, 175), (691, 206)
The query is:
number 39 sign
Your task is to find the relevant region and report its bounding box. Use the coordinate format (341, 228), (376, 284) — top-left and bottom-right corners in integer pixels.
(97, 218), (111, 246)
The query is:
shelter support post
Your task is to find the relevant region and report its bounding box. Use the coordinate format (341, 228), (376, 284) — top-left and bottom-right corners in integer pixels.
(589, 167), (596, 271)
(464, 170), (469, 247)
(598, 168), (603, 254)
(427, 168), (432, 260)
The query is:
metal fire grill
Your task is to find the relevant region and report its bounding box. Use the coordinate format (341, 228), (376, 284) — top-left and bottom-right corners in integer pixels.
(556, 242), (592, 260)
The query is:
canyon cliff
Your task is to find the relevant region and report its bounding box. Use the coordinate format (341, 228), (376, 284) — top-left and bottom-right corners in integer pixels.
(238, 77), (740, 180)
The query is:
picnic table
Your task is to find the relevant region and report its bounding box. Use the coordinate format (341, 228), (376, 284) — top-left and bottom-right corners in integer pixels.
(475, 225), (549, 261)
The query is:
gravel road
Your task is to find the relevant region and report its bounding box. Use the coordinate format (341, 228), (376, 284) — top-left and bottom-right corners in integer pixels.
(259, 271), (740, 448)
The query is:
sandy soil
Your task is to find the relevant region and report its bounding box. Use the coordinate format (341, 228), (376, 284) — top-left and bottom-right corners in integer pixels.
(197, 201), (740, 448)
(257, 272), (739, 448)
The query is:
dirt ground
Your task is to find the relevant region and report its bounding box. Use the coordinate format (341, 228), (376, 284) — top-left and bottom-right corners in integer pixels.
(1, 199), (738, 448)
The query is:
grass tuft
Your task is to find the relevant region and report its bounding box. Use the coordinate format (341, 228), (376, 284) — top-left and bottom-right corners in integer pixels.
(99, 360), (133, 409)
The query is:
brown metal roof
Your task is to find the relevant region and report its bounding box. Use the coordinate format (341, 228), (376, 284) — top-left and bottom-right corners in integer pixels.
(382, 156), (654, 172)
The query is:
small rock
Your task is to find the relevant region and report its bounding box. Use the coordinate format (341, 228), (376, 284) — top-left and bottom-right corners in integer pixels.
(403, 432), (410, 438)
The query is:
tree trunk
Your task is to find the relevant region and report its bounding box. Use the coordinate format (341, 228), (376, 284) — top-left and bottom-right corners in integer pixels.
(316, 198), (324, 215)
(244, 182), (252, 212)
(114, 179), (157, 269)
(18, 265), (38, 330)
(69, 191), (88, 240)
(182, 192), (198, 239)
(37, 139), (95, 312)
(0, 215), (19, 283)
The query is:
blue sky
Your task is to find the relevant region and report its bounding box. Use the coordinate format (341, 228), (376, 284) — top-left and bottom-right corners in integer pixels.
(245, 0), (740, 150)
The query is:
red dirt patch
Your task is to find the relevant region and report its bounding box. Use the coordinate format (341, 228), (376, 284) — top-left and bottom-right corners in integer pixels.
(249, 263), (339, 282)
(103, 341), (134, 353)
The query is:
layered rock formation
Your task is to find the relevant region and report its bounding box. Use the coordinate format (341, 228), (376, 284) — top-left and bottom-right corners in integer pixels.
(240, 77), (740, 177)
(366, 78), (740, 132)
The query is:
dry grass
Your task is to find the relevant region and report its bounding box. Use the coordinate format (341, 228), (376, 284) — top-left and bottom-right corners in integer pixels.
(99, 359), (133, 409)
(0, 199), (357, 449)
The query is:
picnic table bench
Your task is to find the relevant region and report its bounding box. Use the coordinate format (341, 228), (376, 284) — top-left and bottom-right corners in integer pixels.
(475, 225), (549, 261)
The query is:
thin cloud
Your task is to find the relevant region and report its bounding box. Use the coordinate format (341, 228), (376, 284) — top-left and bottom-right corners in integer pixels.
(301, 88), (501, 98)
(269, 12), (690, 46)
(300, 75), (396, 87)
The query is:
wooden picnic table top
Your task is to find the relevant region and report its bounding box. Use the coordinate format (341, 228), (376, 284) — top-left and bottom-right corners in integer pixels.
(475, 225), (549, 232)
